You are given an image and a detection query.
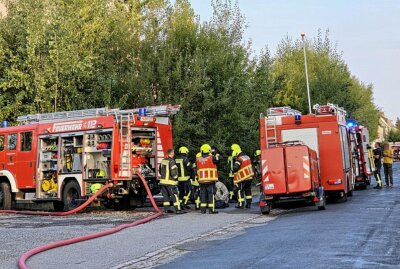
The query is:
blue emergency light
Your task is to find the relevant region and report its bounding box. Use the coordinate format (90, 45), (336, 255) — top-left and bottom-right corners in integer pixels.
(138, 108), (147, 116)
(346, 119), (357, 129)
(1, 120), (8, 128)
(294, 114), (301, 125)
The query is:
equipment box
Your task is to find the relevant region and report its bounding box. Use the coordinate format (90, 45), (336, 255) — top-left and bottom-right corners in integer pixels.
(259, 143), (325, 214)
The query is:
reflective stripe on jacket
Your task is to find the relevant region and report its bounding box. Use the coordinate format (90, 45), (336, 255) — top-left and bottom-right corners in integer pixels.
(233, 154), (254, 184)
(175, 155), (192, 181)
(159, 157), (178, 185)
(196, 155), (218, 183)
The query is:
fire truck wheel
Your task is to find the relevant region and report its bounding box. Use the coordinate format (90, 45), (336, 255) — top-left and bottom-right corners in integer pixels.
(0, 182), (12, 210)
(62, 181), (82, 211)
(260, 204), (271, 215)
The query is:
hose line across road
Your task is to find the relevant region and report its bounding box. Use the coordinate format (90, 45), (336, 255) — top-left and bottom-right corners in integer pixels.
(0, 173), (162, 269)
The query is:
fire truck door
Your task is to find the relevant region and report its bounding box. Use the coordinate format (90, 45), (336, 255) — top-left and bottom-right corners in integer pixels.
(4, 132), (18, 183)
(285, 146), (312, 193)
(17, 131), (36, 189)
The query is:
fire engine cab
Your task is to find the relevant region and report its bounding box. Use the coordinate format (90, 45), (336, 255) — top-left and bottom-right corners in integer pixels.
(260, 104), (354, 203)
(0, 105), (179, 211)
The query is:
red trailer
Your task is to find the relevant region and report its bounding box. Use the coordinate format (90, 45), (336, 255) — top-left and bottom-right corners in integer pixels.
(259, 142), (325, 214)
(259, 104), (354, 204)
(0, 105), (179, 211)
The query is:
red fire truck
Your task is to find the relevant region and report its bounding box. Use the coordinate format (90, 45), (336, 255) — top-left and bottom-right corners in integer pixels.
(259, 104), (354, 207)
(259, 141), (326, 214)
(0, 105), (179, 211)
(348, 124), (375, 188)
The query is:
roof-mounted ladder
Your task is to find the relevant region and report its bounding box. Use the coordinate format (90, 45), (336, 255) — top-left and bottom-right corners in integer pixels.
(17, 105), (181, 125)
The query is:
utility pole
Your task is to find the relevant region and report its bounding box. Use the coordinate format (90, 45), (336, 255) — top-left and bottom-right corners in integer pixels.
(301, 32), (312, 114)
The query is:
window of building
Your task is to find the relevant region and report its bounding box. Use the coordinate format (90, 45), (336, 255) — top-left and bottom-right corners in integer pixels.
(7, 133), (17, 150)
(21, 132), (32, 151)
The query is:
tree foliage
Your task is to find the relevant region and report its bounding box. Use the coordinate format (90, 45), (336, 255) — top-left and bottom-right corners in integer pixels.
(0, 0), (380, 155)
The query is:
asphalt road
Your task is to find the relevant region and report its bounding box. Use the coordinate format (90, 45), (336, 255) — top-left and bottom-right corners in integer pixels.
(157, 163), (400, 269)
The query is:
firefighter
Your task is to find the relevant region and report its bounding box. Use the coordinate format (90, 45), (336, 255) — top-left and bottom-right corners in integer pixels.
(227, 155), (238, 202)
(253, 150), (262, 181)
(253, 149), (262, 192)
(159, 148), (183, 214)
(189, 152), (202, 210)
(197, 144), (220, 214)
(176, 146), (192, 208)
(373, 142), (383, 189)
(231, 144), (255, 209)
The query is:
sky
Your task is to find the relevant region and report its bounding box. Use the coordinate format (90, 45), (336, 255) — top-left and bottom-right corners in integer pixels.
(188, 0), (400, 121)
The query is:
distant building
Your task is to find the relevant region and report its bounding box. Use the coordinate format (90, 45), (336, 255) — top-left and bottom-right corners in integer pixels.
(374, 112), (394, 143)
(0, 3), (6, 17)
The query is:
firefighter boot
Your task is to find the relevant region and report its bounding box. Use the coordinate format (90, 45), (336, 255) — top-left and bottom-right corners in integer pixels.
(209, 208), (219, 214)
(201, 208), (207, 214)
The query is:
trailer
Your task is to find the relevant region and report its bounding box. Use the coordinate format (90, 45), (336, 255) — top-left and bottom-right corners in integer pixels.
(259, 104), (354, 203)
(0, 105), (180, 211)
(259, 141), (325, 214)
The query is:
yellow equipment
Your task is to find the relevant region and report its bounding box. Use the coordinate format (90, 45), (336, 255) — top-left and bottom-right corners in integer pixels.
(90, 183), (103, 193)
(41, 175), (57, 193)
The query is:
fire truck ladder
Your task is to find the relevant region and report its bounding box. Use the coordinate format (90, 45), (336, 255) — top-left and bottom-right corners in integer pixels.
(17, 108), (108, 124)
(265, 117), (278, 148)
(265, 107), (302, 148)
(118, 113), (133, 179)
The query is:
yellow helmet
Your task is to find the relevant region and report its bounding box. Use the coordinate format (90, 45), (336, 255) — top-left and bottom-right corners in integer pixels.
(196, 152), (201, 158)
(179, 146), (189, 154)
(200, 144), (212, 154)
(231, 144), (242, 157)
(255, 150), (261, 156)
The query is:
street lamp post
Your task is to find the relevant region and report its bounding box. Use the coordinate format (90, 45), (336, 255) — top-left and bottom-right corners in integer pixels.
(301, 32), (312, 114)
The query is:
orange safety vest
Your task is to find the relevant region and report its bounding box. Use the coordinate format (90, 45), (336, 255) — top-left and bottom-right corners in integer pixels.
(234, 155), (254, 184)
(196, 155), (218, 183)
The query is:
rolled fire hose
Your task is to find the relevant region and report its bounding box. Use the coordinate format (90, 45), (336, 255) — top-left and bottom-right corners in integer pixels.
(0, 172), (162, 269)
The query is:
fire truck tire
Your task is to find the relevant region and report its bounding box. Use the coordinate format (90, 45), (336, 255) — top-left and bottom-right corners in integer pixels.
(260, 204), (271, 215)
(62, 181), (82, 211)
(0, 182), (12, 210)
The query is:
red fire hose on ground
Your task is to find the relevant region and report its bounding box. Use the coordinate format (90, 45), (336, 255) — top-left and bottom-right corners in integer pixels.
(0, 172), (162, 269)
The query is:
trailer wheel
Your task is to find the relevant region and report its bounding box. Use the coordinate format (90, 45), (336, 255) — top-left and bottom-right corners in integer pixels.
(0, 182), (12, 210)
(62, 181), (81, 211)
(260, 204), (271, 215)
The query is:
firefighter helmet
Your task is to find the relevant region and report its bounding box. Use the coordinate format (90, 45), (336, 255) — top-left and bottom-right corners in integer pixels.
(231, 144), (242, 157)
(179, 146), (189, 154)
(200, 144), (212, 154)
(255, 149), (261, 156)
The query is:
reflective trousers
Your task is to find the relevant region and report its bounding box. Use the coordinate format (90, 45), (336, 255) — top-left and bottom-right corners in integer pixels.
(374, 166), (382, 187)
(161, 184), (181, 211)
(237, 180), (252, 208)
(191, 185), (201, 209)
(178, 180), (191, 205)
(200, 183), (216, 212)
